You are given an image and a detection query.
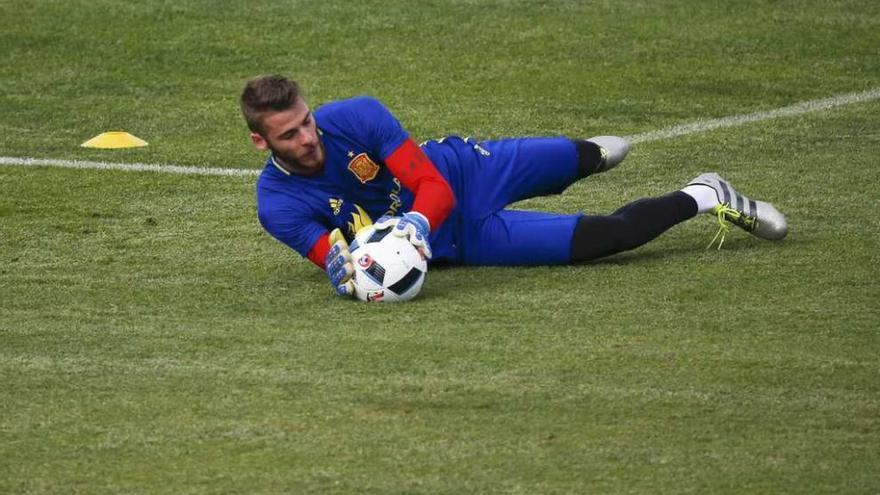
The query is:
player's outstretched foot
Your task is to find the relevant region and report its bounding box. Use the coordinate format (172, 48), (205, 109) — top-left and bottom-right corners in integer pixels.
(587, 135), (630, 173)
(688, 173), (788, 246)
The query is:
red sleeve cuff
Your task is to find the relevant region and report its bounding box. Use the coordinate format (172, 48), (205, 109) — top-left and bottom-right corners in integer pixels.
(307, 233), (330, 269)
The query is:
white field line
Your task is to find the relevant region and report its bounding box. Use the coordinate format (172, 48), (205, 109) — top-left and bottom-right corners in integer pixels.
(0, 156), (260, 177)
(627, 87), (880, 144)
(1, 87), (878, 176)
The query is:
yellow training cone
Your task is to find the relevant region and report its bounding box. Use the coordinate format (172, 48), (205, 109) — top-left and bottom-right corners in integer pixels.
(81, 131), (148, 149)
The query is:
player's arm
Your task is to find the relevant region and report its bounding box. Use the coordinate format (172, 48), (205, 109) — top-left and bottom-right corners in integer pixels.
(384, 138), (455, 233)
(258, 205), (355, 297)
(376, 138), (455, 258)
(353, 97), (454, 257)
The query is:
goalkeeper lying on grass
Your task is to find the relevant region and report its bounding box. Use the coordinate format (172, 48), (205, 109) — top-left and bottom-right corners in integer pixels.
(241, 75), (787, 298)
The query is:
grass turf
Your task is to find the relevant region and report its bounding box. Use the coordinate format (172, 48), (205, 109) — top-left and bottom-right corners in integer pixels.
(1, 0), (879, 493)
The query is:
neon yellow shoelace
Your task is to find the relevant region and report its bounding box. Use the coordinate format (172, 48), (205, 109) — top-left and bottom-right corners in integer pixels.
(707, 203), (756, 250)
(707, 204), (732, 250)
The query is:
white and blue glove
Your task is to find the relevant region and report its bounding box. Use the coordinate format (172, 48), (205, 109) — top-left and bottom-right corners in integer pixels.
(325, 228), (355, 297)
(374, 211), (432, 260)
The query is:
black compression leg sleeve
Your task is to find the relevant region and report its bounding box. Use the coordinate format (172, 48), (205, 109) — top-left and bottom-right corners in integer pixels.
(571, 191), (698, 262)
(573, 139), (604, 178)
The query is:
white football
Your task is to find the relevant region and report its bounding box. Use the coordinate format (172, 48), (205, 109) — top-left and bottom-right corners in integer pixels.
(349, 225), (428, 302)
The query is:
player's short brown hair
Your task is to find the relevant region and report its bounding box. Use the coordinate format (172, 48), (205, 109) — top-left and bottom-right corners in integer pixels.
(240, 74), (302, 135)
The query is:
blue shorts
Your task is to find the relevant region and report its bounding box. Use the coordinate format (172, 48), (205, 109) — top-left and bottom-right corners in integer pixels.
(423, 136), (582, 266)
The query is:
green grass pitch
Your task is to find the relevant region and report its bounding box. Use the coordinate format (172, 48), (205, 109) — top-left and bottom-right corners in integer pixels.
(1, 0), (879, 493)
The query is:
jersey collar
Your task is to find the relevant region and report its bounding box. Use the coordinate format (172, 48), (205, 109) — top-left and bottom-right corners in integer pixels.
(270, 155), (291, 176)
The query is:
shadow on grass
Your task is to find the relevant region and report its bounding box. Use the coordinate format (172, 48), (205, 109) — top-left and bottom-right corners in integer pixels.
(273, 234), (795, 304)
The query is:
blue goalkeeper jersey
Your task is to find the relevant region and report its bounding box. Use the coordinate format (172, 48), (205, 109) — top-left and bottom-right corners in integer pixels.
(256, 96), (458, 263)
(257, 96), (582, 266)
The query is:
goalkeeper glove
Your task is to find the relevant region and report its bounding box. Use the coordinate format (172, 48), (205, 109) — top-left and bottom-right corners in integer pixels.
(325, 228), (355, 297)
(374, 211), (432, 260)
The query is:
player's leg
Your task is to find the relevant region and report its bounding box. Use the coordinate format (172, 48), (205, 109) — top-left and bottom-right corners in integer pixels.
(468, 136), (630, 215)
(572, 174), (789, 260)
(460, 198), (694, 266)
(461, 173), (789, 265)
(460, 210), (580, 266)
(576, 136), (630, 177)
(460, 189), (698, 265)
(571, 192), (697, 261)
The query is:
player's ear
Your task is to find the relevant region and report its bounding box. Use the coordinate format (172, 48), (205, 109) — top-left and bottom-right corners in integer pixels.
(250, 132), (269, 151)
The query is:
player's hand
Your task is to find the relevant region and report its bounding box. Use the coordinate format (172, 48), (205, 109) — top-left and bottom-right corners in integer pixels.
(325, 228), (355, 297)
(374, 212), (433, 260)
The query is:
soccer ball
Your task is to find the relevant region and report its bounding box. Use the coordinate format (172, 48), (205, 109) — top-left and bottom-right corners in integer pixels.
(349, 225), (428, 302)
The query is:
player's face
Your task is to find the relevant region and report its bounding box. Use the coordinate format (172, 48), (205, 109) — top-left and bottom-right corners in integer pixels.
(250, 98), (325, 175)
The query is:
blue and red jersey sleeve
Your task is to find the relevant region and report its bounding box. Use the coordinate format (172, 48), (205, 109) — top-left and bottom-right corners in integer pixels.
(383, 138), (455, 231)
(257, 197), (327, 262)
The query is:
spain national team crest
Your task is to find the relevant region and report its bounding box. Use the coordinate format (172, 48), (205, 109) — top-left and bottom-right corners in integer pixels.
(347, 153), (380, 183)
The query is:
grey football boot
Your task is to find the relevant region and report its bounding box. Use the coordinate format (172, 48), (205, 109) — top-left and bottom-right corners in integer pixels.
(587, 136), (630, 173)
(687, 173), (788, 247)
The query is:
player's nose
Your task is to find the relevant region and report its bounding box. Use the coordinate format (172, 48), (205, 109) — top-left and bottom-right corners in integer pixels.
(299, 129), (318, 147)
